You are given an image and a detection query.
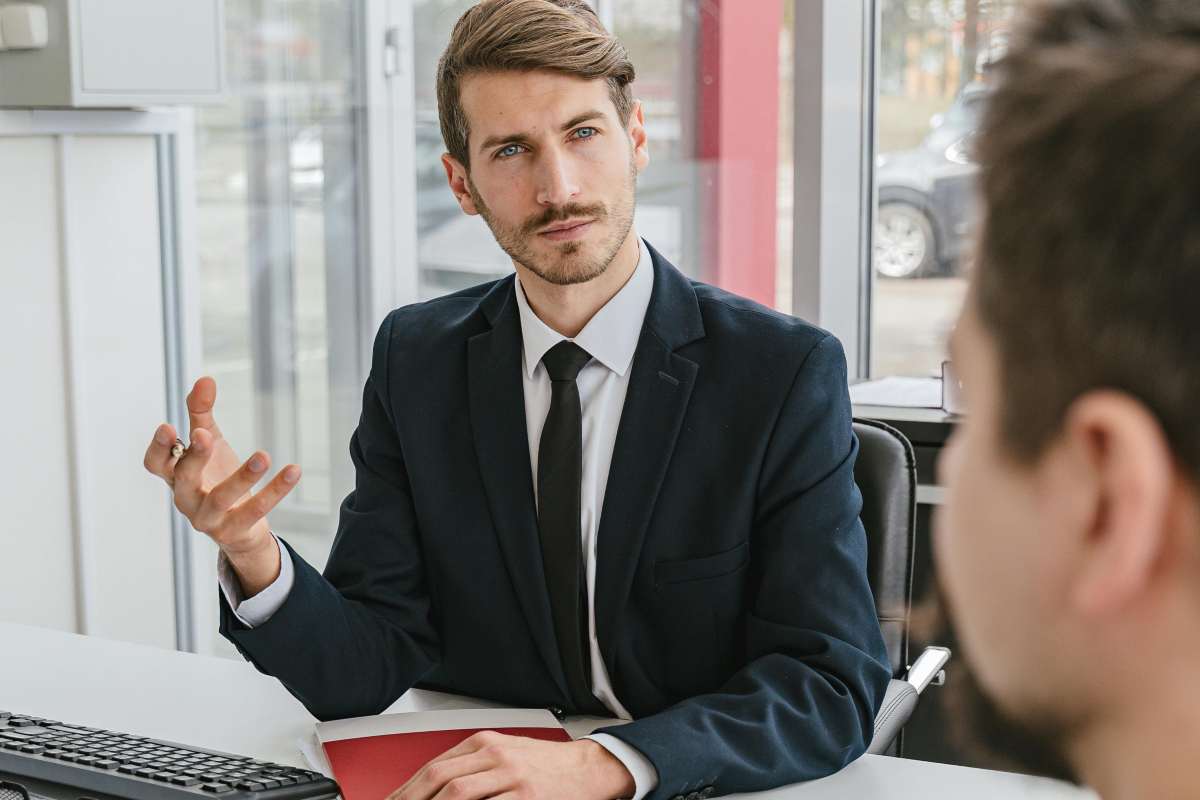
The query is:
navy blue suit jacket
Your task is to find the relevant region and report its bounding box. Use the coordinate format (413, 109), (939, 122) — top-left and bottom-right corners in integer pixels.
(220, 244), (890, 799)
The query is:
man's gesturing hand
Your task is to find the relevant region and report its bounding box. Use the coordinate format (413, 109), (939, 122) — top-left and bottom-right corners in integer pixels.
(385, 731), (636, 800)
(142, 376), (301, 596)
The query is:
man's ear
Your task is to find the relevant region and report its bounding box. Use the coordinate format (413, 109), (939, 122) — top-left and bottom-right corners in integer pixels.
(1064, 391), (1175, 616)
(627, 99), (649, 174)
(442, 153), (479, 216)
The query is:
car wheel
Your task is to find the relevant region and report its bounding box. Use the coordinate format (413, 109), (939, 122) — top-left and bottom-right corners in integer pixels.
(874, 202), (936, 279)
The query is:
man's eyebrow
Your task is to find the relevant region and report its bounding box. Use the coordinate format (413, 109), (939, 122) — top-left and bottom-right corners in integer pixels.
(476, 109), (608, 154)
(560, 109), (606, 131)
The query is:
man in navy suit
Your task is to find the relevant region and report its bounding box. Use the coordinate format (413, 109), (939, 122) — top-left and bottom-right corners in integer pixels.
(144, 1), (889, 798)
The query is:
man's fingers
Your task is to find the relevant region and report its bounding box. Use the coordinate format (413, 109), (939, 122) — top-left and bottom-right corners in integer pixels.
(421, 731), (498, 768)
(429, 770), (509, 800)
(172, 427), (215, 513)
(399, 734), (504, 792)
(220, 464), (301, 534)
(203, 451), (271, 514)
(390, 752), (496, 800)
(186, 376), (224, 437)
(143, 423), (179, 480)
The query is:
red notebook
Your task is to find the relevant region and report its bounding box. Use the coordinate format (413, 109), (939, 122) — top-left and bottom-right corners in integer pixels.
(316, 708), (571, 800)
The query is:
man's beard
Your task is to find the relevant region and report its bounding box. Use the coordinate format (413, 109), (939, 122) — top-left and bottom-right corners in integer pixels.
(914, 577), (1082, 785)
(467, 159), (637, 286)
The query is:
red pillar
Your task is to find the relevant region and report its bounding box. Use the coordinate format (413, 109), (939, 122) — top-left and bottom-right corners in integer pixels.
(694, 0), (782, 307)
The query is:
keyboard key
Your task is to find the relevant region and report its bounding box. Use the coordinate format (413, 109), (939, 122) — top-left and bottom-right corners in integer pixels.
(170, 776), (201, 786)
(201, 784), (234, 794)
(151, 771), (180, 782)
(94, 760), (119, 770)
(236, 781), (266, 791)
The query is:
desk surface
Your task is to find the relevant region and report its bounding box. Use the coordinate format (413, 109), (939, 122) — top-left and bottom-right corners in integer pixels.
(0, 623), (1093, 800)
(851, 404), (958, 426)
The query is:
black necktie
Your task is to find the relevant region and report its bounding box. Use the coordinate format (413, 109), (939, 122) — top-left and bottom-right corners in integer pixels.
(537, 341), (605, 714)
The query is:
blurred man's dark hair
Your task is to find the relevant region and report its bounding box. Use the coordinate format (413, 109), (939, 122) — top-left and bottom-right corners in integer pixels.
(975, 0), (1200, 472)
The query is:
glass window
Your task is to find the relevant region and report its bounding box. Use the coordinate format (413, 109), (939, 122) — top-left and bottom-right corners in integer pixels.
(871, 0), (1020, 377)
(194, 0), (367, 655)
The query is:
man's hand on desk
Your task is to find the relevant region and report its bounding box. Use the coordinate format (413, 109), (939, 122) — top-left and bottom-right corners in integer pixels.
(142, 376), (301, 597)
(386, 731), (636, 800)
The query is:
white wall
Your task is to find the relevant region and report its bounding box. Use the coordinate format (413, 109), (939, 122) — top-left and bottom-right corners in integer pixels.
(0, 137), (79, 633)
(0, 127), (178, 649)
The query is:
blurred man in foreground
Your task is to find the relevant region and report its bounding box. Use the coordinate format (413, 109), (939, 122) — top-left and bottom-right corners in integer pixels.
(936, 1), (1200, 798)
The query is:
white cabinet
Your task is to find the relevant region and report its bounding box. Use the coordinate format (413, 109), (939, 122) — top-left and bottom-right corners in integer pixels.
(0, 0), (224, 108)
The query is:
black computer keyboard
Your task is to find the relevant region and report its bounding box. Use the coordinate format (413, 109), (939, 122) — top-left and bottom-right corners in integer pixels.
(0, 710), (340, 800)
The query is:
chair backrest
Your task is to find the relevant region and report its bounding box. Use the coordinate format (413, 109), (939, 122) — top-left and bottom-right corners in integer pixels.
(852, 419), (918, 677)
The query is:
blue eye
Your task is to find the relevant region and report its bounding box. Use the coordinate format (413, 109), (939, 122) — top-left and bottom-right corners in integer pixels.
(497, 144), (524, 159)
(574, 127), (597, 140)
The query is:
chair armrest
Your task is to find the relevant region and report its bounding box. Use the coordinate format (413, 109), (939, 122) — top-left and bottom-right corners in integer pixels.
(867, 646), (953, 755)
(905, 645), (952, 693)
(868, 679), (918, 755)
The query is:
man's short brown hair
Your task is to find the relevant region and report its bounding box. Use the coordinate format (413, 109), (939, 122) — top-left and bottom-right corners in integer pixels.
(973, 0), (1200, 475)
(435, 0), (636, 168)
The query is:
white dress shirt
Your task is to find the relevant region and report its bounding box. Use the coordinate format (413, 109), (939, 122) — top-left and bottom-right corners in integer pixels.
(219, 237), (658, 798)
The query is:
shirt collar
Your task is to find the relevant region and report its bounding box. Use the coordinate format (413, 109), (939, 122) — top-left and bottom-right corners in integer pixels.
(514, 237), (654, 379)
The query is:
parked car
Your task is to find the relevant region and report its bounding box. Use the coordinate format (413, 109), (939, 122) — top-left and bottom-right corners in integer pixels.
(874, 83), (987, 278)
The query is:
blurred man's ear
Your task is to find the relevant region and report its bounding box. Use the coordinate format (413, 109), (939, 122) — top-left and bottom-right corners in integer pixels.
(627, 99), (649, 174)
(442, 153), (479, 216)
(1063, 391), (1175, 616)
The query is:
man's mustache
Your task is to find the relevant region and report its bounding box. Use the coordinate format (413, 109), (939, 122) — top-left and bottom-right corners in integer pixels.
(521, 203), (608, 236)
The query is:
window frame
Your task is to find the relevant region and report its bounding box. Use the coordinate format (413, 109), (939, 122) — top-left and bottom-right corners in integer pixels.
(790, 0), (877, 381)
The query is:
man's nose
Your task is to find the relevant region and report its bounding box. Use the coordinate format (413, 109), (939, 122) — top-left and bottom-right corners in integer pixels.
(535, 149), (580, 207)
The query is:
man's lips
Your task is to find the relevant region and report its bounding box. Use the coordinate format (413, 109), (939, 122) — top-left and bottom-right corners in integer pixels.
(538, 219), (595, 241)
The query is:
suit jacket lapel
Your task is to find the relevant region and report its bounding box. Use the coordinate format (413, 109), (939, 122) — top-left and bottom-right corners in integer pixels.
(594, 246), (705, 674)
(467, 279), (570, 700)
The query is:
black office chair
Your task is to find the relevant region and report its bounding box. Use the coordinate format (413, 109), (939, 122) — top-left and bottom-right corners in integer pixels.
(854, 418), (951, 756)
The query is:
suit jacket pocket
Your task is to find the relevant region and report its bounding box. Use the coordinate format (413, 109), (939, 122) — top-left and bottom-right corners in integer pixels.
(654, 540), (750, 587)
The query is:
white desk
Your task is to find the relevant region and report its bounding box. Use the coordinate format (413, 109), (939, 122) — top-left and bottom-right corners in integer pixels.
(0, 623), (1093, 800)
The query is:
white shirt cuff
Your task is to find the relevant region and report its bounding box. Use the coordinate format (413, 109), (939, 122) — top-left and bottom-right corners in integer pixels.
(216, 533), (295, 628)
(586, 733), (658, 800)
